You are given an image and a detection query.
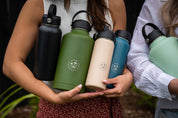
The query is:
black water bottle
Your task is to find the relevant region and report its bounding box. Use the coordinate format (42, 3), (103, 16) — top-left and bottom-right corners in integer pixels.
(35, 4), (62, 81)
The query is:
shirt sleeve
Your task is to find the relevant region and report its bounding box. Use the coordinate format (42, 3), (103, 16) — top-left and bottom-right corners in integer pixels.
(127, 0), (176, 101)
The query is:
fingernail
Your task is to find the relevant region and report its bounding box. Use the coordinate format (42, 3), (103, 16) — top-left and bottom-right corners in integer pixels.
(78, 84), (82, 88)
(100, 93), (104, 95)
(103, 80), (107, 82)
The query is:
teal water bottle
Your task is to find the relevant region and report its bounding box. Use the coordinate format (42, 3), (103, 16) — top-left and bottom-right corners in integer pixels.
(53, 10), (94, 93)
(142, 23), (178, 78)
(107, 30), (131, 89)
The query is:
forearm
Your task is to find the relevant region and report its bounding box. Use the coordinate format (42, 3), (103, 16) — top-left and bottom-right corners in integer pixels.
(168, 79), (178, 95)
(3, 60), (56, 103)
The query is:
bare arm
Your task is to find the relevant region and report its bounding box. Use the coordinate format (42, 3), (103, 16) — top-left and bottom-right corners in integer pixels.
(103, 0), (133, 97)
(3, 0), (103, 104)
(109, 0), (127, 31)
(168, 79), (178, 95)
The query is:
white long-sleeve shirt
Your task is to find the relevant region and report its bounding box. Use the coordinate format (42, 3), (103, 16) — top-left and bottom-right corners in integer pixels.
(127, 0), (178, 110)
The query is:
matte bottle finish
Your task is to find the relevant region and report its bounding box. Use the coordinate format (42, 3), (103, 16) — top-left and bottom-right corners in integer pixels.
(36, 4), (62, 81)
(107, 30), (131, 89)
(85, 26), (115, 90)
(149, 36), (178, 78)
(143, 23), (178, 78)
(53, 11), (94, 93)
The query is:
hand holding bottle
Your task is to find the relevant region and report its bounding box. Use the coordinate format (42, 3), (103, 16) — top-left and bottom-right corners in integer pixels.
(49, 84), (104, 104)
(102, 68), (133, 97)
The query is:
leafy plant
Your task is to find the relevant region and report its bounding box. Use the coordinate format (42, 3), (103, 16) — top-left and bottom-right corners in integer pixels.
(0, 84), (39, 118)
(28, 95), (40, 118)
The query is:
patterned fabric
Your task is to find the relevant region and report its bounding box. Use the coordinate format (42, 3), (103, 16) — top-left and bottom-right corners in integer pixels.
(36, 97), (122, 118)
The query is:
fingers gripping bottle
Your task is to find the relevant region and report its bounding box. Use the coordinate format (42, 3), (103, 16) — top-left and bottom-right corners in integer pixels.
(35, 4), (62, 81)
(142, 23), (178, 78)
(107, 30), (131, 89)
(53, 10), (94, 93)
(85, 26), (116, 90)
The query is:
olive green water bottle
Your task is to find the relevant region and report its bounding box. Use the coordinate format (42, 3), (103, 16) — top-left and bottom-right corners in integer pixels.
(53, 10), (94, 93)
(143, 23), (178, 78)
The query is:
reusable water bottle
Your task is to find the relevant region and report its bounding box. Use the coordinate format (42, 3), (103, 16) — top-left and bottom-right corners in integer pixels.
(85, 26), (116, 90)
(35, 4), (62, 81)
(107, 30), (131, 89)
(53, 10), (94, 93)
(142, 23), (178, 78)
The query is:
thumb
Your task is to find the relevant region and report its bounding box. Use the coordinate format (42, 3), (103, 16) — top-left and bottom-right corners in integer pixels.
(67, 84), (82, 97)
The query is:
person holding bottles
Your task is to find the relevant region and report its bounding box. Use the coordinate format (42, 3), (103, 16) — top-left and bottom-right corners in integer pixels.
(127, 0), (178, 117)
(3, 0), (133, 117)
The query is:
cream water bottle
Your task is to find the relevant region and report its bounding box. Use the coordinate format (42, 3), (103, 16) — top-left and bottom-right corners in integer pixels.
(85, 26), (116, 90)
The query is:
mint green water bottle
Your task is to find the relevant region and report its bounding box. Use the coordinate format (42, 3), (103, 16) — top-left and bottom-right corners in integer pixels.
(142, 23), (178, 78)
(53, 11), (94, 93)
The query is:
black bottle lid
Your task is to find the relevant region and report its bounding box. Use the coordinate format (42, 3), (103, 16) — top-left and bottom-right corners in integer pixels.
(115, 30), (131, 44)
(72, 20), (91, 31)
(147, 29), (164, 45)
(42, 4), (61, 26)
(96, 25), (116, 43)
(142, 23), (164, 46)
(71, 10), (94, 32)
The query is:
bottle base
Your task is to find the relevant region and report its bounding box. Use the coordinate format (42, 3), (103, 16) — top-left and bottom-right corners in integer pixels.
(53, 82), (85, 93)
(85, 84), (106, 90)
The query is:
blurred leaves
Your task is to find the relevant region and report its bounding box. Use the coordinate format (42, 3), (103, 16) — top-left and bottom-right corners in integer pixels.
(0, 84), (39, 118)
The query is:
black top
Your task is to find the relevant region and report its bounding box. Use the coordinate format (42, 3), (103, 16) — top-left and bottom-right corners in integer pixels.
(42, 4), (61, 26)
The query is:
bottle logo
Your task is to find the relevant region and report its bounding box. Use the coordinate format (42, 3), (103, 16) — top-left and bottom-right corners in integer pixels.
(67, 59), (80, 71)
(111, 63), (119, 73)
(99, 63), (108, 71)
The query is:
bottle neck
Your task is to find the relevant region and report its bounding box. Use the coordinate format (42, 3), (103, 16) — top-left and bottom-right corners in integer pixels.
(71, 28), (89, 35)
(116, 36), (129, 43)
(150, 36), (166, 49)
(43, 23), (59, 28)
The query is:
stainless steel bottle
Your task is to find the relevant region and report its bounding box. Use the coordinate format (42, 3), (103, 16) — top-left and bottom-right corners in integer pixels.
(35, 4), (62, 81)
(107, 30), (131, 89)
(143, 23), (178, 78)
(85, 26), (116, 90)
(53, 11), (94, 93)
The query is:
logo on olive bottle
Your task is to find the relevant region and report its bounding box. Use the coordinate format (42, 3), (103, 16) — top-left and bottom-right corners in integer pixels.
(67, 59), (80, 71)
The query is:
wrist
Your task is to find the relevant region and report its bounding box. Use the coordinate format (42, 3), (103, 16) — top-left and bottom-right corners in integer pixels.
(123, 68), (133, 79)
(168, 79), (178, 95)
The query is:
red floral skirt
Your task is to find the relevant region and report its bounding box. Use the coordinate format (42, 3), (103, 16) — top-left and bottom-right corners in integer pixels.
(36, 96), (122, 118)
